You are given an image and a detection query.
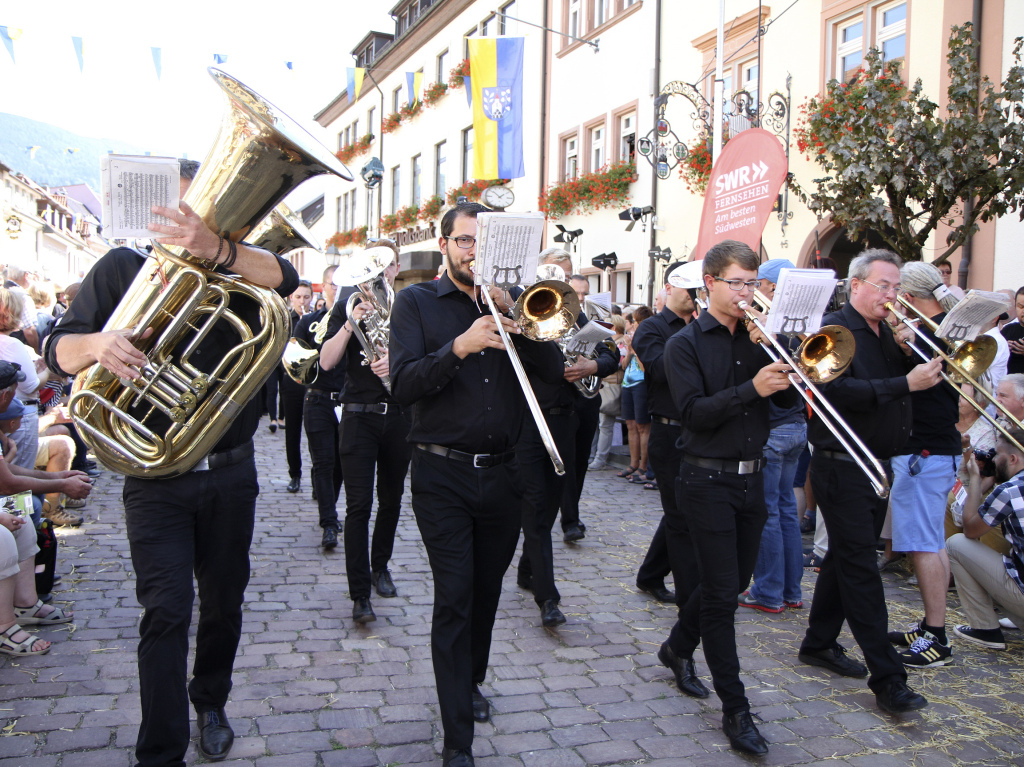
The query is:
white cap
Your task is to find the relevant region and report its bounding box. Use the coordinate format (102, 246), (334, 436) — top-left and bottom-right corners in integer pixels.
(668, 260), (704, 290)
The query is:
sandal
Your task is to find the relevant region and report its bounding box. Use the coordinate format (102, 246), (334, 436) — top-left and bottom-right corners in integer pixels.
(0, 624), (50, 656)
(644, 480), (659, 490)
(15, 599), (73, 625)
(617, 465), (639, 478)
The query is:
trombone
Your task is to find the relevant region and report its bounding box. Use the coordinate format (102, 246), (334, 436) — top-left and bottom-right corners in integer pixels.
(884, 297), (1024, 453)
(739, 297), (892, 498)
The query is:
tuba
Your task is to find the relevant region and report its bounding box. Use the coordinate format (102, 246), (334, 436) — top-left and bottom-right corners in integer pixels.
(250, 203), (321, 255)
(333, 244), (397, 392)
(68, 68), (352, 478)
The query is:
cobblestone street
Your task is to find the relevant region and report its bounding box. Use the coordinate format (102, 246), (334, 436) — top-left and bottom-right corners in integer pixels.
(1, 427), (1023, 766)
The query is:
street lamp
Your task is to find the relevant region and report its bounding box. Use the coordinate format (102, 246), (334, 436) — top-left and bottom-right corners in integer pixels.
(360, 157), (384, 238)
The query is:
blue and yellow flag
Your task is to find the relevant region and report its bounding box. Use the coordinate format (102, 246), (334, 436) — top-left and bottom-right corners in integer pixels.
(406, 71), (423, 106)
(468, 37), (525, 180)
(347, 67), (365, 103)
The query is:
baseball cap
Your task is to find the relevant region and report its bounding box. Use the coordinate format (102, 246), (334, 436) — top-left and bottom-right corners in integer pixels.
(757, 259), (796, 285)
(0, 362), (26, 390)
(0, 398), (27, 422)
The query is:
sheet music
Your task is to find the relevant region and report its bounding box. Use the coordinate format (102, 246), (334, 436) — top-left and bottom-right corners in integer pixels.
(100, 154), (179, 239)
(474, 212), (545, 288)
(764, 268), (837, 336)
(587, 292), (612, 314)
(935, 290), (1011, 342)
(565, 320), (614, 355)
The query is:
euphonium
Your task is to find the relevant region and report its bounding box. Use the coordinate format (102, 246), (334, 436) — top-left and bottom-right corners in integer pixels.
(68, 68), (352, 478)
(333, 244), (397, 393)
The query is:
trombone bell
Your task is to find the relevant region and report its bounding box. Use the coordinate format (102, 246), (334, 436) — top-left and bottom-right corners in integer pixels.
(514, 281), (581, 341)
(798, 326), (855, 384)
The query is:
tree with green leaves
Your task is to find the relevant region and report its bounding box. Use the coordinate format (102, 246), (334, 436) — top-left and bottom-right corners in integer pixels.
(793, 24), (1024, 268)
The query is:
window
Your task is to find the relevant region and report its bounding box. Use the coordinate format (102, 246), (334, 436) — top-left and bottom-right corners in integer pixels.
(437, 49), (449, 83)
(367, 107), (375, 138)
(392, 86), (403, 114)
(878, 2), (907, 76)
(465, 26), (477, 59)
(337, 132), (345, 151)
(462, 127), (474, 183)
(435, 140), (447, 195)
(595, 0), (611, 27)
(499, 1), (517, 34)
(837, 18), (864, 83)
(618, 112), (636, 162)
(569, 0), (581, 39)
(391, 165), (401, 213)
(351, 119), (359, 142)
(741, 61), (759, 113)
(590, 125), (605, 171)
(337, 195), (344, 231)
(624, 0), (637, 6)
(614, 269), (632, 304)
(412, 154), (422, 207)
(481, 14), (494, 36)
(564, 135), (578, 181)
(349, 190), (358, 229)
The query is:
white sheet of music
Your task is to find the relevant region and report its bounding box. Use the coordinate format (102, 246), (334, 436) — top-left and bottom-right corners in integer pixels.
(565, 320), (614, 355)
(764, 269), (837, 336)
(474, 212), (545, 288)
(935, 290), (1011, 342)
(100, 154), (179, 239)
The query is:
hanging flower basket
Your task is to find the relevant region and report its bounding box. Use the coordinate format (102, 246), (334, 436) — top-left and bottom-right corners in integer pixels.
(423, 81), (449, 107)
(538, 161), (638, 220)
(326, 225), (368, 249)
(677, 136), (727, 195)
(336, 134), (374, 166)
(418, 194), (445, 221)
(382, 112), (403, 134)
(397, 204), (420, 228)
(399, 100), (423, 121)
(379, 213), (400, 233)
(445, 178), (510, 206)
(448, 58), (471, 90)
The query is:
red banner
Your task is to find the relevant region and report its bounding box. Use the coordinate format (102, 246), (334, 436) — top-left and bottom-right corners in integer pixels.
(692, 128), (788, 260)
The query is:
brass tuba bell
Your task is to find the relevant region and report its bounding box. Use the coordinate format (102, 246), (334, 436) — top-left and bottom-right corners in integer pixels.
(68, 68), (352, 478)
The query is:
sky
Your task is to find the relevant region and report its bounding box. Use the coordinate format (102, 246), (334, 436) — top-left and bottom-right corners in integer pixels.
(0, 0), (394, 161)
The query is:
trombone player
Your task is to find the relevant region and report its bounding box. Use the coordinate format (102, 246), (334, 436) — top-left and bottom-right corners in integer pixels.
(44, 159), (300, 766)
(797, 249), (942, 715)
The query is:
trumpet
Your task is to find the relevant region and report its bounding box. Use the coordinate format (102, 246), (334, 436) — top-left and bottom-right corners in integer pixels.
(885, 297), (1024, 452)
(739, 298), (891, 498)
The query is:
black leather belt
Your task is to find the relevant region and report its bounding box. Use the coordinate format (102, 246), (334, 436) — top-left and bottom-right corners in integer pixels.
(545, 408), (574, 417)
(22, 399), (39, 406)
(306, 389), (342, 402)
(815, 447), (891, 468)
(193, 440), (254, 472)
(344, 402), (390, 414)
(683, 453), (766, 475)
(416, 443), (515, 468)
(651, 415), (681, 427)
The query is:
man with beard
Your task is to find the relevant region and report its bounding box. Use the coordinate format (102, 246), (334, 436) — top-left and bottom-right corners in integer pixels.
(389, 202), (564, 767)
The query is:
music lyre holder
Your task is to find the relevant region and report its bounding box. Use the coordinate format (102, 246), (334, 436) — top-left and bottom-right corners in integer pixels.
(780, 316), (809, 335)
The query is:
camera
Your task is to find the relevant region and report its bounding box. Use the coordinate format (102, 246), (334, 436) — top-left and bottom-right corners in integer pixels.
(974, 448), (997, 477)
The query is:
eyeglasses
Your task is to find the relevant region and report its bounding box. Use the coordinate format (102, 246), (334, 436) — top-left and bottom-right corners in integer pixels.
(713, 276), (761, 292)
(858, 278), (901, 295)
(444, 235), (476, 249)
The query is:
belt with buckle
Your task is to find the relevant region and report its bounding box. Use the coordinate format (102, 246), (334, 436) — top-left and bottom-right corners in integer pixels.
(192, 440), (254, 472)
(22, 398), (40, 406)
(416, 443), (516, 469)
(307, 388), (342, 402)
(683, 453), (766, 475)
(544, 407), (574, 417)
(344, 402), (390, 415)
(651, 415), (681, 427)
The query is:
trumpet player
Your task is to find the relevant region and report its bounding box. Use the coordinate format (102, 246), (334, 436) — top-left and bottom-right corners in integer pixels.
(320, 240), (410, 625)
(44, 159), (300, 766)
(798, 250), (942, 715)
(293, 265), (345, 550)
(389, 202), (564, 767)
(660, 241), (796, 756)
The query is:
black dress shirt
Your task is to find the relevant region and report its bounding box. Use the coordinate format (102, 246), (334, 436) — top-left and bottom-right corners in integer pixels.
(902, 312), (960, 456)
(632, 306), (688, 419)
(293, 306), (346, 392)
(809, 301), (914, 459)
(389, 273), (564, 454)
(665, 310), (797, 460)
(45, 246), (299, 453)
(324, 286), (390, 404)
(1002, 321), (1024, 375)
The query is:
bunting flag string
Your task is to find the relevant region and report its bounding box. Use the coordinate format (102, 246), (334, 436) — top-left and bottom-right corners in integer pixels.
(213, 53), (228, 64)
(0, 26), (20, 64)
(71, 35), (84, 72)
(406, 70), (422, 107)
(286, 61), (293, 70)
(346, 67), (365, 104)
(151, 47), (161, 80)
(464, 76), (472, 107)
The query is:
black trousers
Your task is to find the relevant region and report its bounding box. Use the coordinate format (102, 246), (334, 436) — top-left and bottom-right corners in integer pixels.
(264, 366), (283, 420)
(123, 455), (258, 767)
(801, 455), (906, 692)
(517, 411), (576, 605)
(340, 408), (412, 600)
(303, 391), (343, 529)
(280, 375), (306, 480)
(559, 395), (598, 531)
(666, 461), (767, 716)
(410, 449), (523, 750)
(637, 421), (683, 592)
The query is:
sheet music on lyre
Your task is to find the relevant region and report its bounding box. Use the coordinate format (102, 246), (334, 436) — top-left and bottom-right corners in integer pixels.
(763, 268), (837, 336)
(474, 212), (545, 289)
(935, 290), (1011, 342)
(565, 321), (614, 356)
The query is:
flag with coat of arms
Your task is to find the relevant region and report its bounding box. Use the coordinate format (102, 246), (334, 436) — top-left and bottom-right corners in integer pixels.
(467, 37), (525, 180)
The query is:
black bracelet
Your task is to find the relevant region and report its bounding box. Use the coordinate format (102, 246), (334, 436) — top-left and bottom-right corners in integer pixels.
(222, 239), (238, 270)
(214, 235), (225, 263)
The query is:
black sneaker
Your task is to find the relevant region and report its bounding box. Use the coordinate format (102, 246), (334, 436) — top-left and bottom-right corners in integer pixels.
(953, 624), (1007, 650)
(900, 631), (953, 668)
(887, 620), (924, 647)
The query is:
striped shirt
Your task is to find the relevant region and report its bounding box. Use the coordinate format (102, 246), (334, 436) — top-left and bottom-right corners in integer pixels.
(980, 472), (1024, 596)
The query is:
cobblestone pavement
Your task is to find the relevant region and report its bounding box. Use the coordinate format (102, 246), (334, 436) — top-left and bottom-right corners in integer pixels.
(2, 427), (1024, 767)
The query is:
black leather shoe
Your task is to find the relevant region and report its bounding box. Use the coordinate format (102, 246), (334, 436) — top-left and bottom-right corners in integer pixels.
(876, 678), (928, 714)
(197, 707), (234, 761)
(637, 580), (677, 603)
(471, 686), (490, 722)
(798, 644), (868, 678)
(352, 597), (376, 624)
(286, 477), (300, 493)
(540, 599), (566, 628)
(657, 642), (710, 698)
(372, 569), (397, 598)
(321, 525), (338, 550)
(722, 710), (769, 756)
(441, 746), (475, 767)
(563, 523), (585, 543)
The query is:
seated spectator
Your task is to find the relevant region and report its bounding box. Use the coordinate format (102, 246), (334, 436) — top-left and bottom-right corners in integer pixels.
(0, 288), (48, 473)
(948, 427), (1024, 650)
